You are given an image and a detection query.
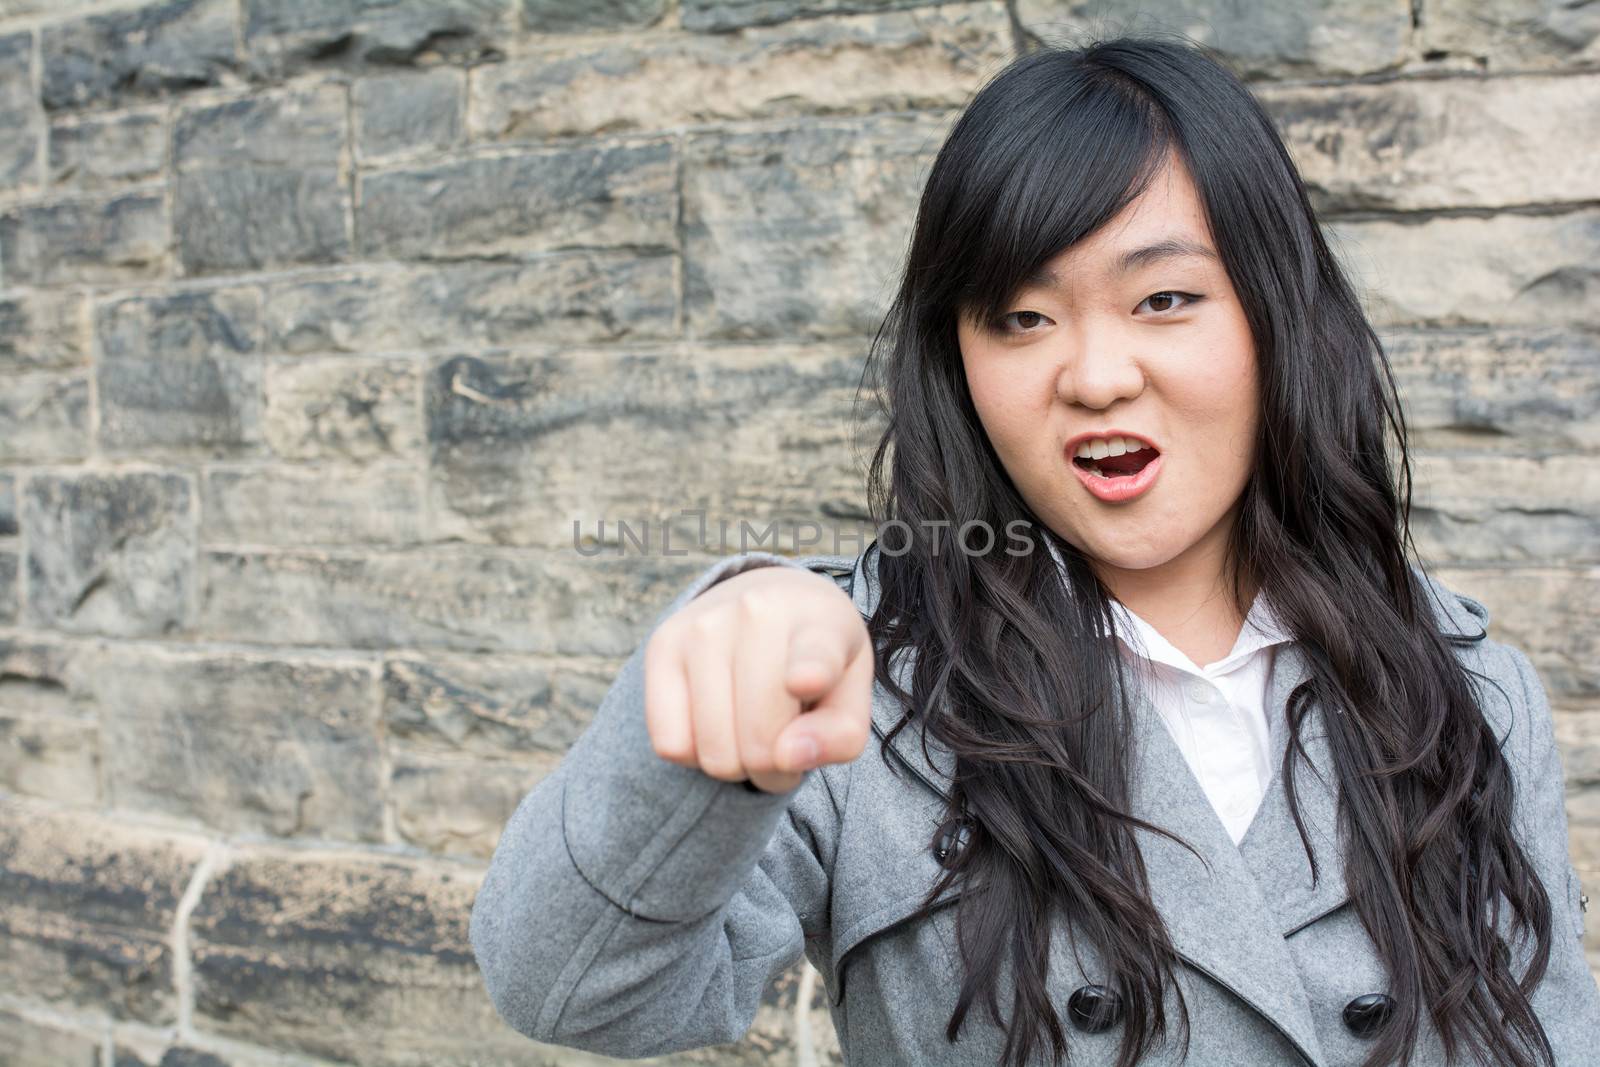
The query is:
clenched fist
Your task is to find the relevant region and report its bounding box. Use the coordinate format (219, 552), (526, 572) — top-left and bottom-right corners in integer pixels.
(644, 564), (875, 794)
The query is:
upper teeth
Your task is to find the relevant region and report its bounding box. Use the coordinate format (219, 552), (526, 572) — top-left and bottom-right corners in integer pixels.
(1075, 436), (1152, 460)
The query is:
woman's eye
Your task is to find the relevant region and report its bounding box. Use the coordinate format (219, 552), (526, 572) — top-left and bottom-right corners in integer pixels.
(1138, 291), (1203, 314)
(990, 310), (1051, 334)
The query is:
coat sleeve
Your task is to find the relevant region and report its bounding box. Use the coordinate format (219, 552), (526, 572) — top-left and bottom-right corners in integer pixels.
(469, 549), (855, 1058)
(1505, 646), (1600, 1044)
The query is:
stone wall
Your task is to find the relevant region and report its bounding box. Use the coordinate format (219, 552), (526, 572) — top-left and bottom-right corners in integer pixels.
(0, 0), (1596, 1064)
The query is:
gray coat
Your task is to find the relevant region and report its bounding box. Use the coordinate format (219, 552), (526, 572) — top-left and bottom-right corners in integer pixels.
(469, 548), (1600, 1065)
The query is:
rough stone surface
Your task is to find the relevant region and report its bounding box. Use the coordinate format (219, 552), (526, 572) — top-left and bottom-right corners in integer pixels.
(40, 0), (240, 111)
(1, 0), (1597, 1060)
(471, 4), (1011, 141)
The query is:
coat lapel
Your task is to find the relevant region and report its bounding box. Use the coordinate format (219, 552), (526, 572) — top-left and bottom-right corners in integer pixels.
(845, 547), (1490, 1067)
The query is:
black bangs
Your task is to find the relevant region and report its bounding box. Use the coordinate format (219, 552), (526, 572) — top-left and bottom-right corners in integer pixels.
(917, 51), (1179, 334)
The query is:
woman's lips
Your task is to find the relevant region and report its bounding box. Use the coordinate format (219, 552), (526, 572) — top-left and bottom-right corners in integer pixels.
(1069, 449), (1163, 502)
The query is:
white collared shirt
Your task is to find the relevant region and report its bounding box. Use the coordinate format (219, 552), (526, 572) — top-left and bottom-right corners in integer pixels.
(1041, 539), (1296, 845)
(1107, 594), (1294, 845)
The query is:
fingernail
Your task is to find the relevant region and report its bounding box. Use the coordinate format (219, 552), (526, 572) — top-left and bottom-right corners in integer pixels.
(786, 736), (819, 769)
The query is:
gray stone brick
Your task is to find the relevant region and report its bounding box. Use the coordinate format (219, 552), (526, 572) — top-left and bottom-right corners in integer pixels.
(0, 549), (14, 623)
(425, 347), (878, 548)
(48, 108), (165, 191)
(390, 754), (550, 858)
(23, 471), (195, 636)
(262, 355), (421, 461)
(1409, 452), (1600, 565)
(382, 650), (603, 758)
(1432, 568), (1600, 698)
(0, 712), (100, 804)
(204, 464), (423, 546)
(0, 1009), (101, 1067)
(522, 0), (666, 31)
(1385, 327), (1600, 451)
(1016, 0), (1411, 78)
(175, 167), (351, 275)
(242, 0), (512, 80)
(92, 644), (386, 841)
(187, 849), (541, 1065)
(357, 140), (675, 259)
(96, 288), (266, 457)
(0, 371), (91, 462)
(683, 113), (944, 339)
(174, 83), (347, 171)
(0, 471), (14, 535)
(198, 546), (717, 656)
(353, 68), (464, 161)
(40, 0), (240, 112)
(1420, 0), (1600, 71)
(681, 0), (944, 32)
(1328, 209), (1600, 328)
(0, 191), (167, 285)
(0, 796), (208, 1024)
(0, 30), (42, 192)
(1261, 74), (1600, 212)
(259, 256), (676, 352)
(0, 288), (89, 372)
(472, 3), (1010, 141)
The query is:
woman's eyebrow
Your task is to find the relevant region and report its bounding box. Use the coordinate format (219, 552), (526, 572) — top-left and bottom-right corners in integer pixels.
(1024, 237), (1219, 290)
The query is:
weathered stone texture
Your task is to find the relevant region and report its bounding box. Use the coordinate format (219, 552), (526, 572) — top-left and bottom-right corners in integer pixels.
(0, 30), (41, 192)
(203, 464), (424, 545)
(358, 140), (676, 259)
(241, 0), (512, 80)
(0, 288), (89, 371)
(1016, 0), (1413, 78)
(259, 257), (677, 351)
(683, 113), (949, 339)
(186, 850), (537, 1066)
(0, 1009), (102, 1067)
(48, 108), (166, 191)
(1419, 0), (1600, 71)
(93, 644), (386, 841)
(0, 191), (167, 284)
(97, 286), (266, 456)
(471, 4), (1012, 141)
(262, 355), (421, 461)
(353, 68), (464, 161)
(0, 796), (209, 1023)
(40, 0), (240, 111)
(0, 369), (91, 461)
(1262, 74), (1600, 212)
(22, 471), (195, 636)
(425, 346), (879, 547)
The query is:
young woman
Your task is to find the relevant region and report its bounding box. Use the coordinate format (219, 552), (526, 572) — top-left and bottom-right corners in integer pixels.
(469, 33), (1600, 1067)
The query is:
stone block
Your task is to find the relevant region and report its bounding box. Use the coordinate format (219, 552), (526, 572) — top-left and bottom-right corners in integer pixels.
(353, 68), (463, 161)
(48, 108), (165, 191)
(0, 191), (167, 285)
(242, 0), (511, 80)
(203, 465), (423, 546)
(424, 346), (878, 547)
(472, 3), (1010, 140)
(22, 471), (195, 636)
(390, 754), (552, 858)
(174, 167), (351, 276)
(174, 83), (347, 171)
(0, 796), (208, 1024)
(683, 113), (947, 339)
(261, 355), (421, 462)
(681, 0), (943, 32)
(357, 139), (675, 259)
(0, 370), (90, 462)
(0, 1009), (101, 1067)
(92, 644), (385, 841)
(40, 0), (240, 111)
(0, 288), (89, 372)
(0, 30), (42, 192)
(259, 257), (676, 352)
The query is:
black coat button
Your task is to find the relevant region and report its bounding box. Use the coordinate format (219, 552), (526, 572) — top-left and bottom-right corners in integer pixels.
(932, 817), (970, 867)
(1342, 993), (1395, 1038)
(1067, 984), (1123, 1033)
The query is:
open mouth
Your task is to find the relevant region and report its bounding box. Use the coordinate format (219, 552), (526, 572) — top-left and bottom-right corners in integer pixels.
(1072, 448), (1159, 479)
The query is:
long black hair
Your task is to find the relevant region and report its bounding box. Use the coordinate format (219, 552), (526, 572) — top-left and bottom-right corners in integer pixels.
(855, 29), (1559, 1067)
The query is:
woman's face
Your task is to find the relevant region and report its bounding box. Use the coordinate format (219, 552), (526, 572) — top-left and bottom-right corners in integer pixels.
(956, 153), (1259, 591)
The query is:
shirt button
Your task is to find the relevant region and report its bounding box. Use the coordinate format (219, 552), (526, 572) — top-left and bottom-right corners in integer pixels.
(1186, 681), (1213, 703)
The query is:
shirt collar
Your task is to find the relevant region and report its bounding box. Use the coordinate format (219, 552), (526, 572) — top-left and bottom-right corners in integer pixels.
(1039, 533), (1295, 675)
